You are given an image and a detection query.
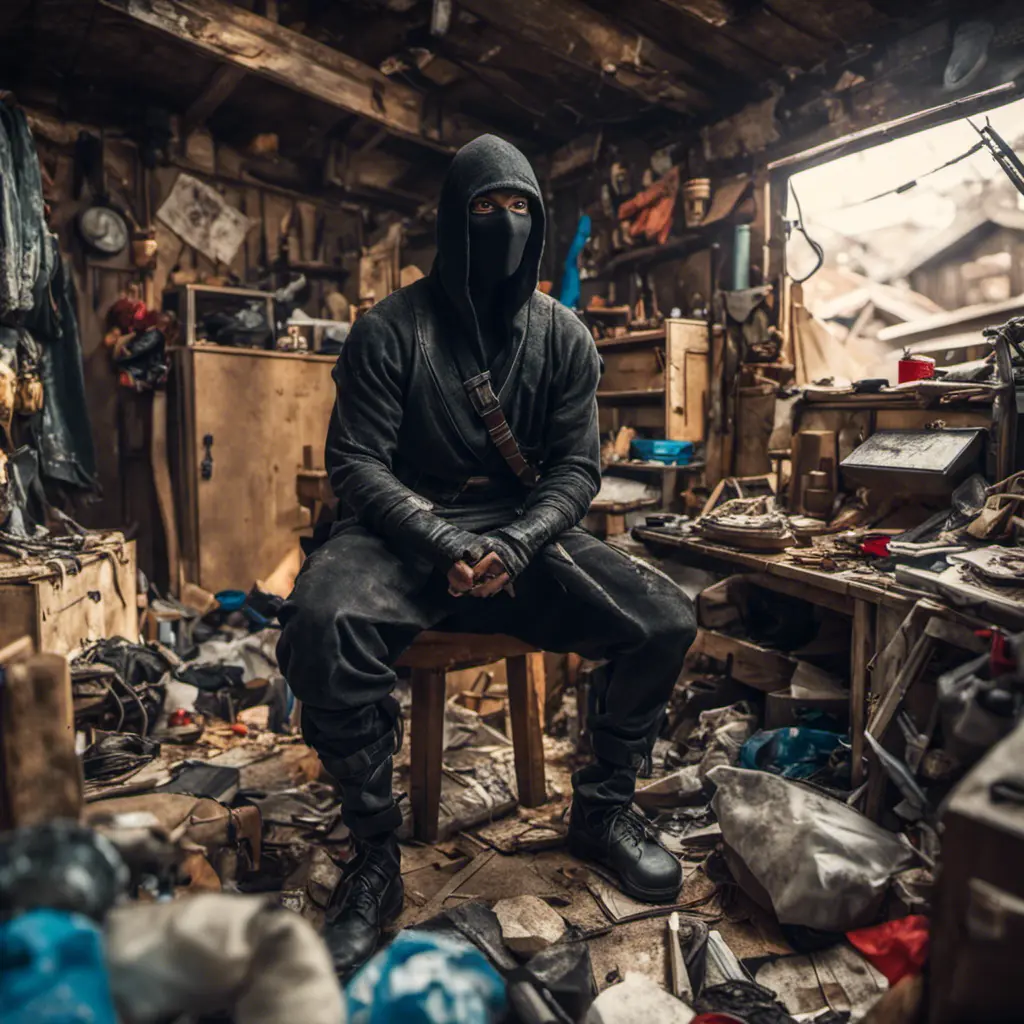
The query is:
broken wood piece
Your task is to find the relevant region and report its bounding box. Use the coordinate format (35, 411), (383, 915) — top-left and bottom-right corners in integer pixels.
(667, 911), (693, 1002)
(411, 849), (497, 925)
(867, 633), (937, 742)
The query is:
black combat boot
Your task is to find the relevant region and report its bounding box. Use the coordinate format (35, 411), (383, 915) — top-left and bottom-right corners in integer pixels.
(568, 749), (682, 904)
(314, 709), (406, 978)
(568, 802), (682, 903)
(323, 829), (403, 978)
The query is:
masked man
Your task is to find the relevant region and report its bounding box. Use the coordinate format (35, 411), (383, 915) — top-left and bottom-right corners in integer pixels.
(277, 135), (697, 975)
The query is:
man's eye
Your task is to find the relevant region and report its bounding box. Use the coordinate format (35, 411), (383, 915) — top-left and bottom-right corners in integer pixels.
(472, 200), (493, 213)
(511, 200), (529, 212)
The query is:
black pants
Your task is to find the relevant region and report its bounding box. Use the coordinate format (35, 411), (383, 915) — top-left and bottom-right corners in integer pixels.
(277, 525), (696, 837)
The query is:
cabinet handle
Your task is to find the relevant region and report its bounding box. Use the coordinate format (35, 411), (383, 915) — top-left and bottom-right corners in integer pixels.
(201, 434), (214, 480)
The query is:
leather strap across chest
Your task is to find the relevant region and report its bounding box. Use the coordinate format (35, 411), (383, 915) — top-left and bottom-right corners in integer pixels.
(462, 369), (539, 488)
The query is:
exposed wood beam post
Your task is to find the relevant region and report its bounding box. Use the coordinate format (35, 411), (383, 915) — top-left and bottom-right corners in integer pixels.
(99, 0), (491, 151)
(457, 0), (715, 113)
(183, 64), (248, 136)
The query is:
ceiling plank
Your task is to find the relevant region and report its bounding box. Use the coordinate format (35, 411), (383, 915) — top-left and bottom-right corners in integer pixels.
(651, 0), (739, 27)
(98, 0), (491, 151)
(458, 0), (716, 113)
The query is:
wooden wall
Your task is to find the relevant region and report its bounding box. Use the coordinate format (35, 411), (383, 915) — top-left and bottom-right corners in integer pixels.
(28, 110), (387, 581)
(910, 227), (1024, 311)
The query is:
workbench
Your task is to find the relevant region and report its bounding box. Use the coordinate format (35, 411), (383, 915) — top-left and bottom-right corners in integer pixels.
(634, 526), (920, 788)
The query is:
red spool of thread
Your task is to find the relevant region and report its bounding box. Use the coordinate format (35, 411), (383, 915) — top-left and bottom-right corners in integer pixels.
(898, 353), (935, 383)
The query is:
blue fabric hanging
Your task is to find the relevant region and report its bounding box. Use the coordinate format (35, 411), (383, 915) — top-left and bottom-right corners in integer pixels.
(558, 214), (591, 310)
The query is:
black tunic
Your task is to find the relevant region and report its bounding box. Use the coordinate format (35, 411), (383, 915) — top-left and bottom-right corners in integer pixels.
(325, 134), (602, 576)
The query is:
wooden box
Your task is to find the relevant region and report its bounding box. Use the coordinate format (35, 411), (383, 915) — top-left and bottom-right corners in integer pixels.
(0, 542), (138, 655)
(930, 718), (1024, 1023)
(170, 346), (338, 593)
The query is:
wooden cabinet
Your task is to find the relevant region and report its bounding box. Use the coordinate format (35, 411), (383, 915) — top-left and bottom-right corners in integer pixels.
(170, 346), (337, 594)
(596, 318), (708, 441)
(666, 318), (710, 442)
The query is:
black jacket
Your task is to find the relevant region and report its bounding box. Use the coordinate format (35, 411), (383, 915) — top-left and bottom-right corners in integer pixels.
(325, 134), (601, 576)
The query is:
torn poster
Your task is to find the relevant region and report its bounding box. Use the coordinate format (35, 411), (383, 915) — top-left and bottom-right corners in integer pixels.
(156, 174), (250, 266)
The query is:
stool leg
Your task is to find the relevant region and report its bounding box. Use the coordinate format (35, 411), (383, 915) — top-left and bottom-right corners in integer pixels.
(410, 667), (446, 843)
(507, 652), (546, 807)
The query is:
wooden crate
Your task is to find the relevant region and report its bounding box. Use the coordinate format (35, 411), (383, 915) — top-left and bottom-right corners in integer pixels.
(0, 542), (138, 655)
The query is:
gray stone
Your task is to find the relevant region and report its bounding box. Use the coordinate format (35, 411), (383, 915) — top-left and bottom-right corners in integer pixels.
(492, 894), (567, 957)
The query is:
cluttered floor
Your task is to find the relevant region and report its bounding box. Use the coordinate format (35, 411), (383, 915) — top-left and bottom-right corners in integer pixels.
(7, 511), (1003, 1024)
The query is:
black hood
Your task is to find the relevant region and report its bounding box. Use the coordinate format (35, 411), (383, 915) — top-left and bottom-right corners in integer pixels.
(431, 135), (545, 359)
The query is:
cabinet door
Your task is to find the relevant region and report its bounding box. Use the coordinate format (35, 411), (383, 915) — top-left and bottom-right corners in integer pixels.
(191, 349), (337, 593)
(665, 319), (709, 441)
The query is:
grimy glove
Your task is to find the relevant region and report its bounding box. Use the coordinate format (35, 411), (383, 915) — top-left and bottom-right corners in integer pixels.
(384, 507), (488, 570)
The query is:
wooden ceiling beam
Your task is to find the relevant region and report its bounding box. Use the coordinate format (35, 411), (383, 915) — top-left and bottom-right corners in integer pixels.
(98, 0), (494, 151)
(457, 0), (716, 114)
(649, 0), (739, 27)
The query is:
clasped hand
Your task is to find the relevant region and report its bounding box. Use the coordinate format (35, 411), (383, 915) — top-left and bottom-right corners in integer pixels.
(446, 551), (511, 599)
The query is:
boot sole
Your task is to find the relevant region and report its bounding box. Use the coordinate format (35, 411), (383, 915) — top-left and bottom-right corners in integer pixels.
(567, 832), (681, 905)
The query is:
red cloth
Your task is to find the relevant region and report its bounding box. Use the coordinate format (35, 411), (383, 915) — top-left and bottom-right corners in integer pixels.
(847, 915), (929, 985)
(860, 535), (891, 558)
(617, 166), (680, 245)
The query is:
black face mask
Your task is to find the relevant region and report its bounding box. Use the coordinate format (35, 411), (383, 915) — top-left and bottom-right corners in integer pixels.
(468, 207), (531, 296)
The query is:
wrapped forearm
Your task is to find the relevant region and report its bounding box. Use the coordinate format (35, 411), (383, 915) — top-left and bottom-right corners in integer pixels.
(381, 502), (488, 569)
(480, 314), (602, 579)
(482, 451), (599, 578)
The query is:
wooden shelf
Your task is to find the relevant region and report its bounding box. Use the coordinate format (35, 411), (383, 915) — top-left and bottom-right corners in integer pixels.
(286, 260), (349, 278)
(595, 229), (716, 279)
(595, 328), (666, 350)
(605, 460), (706, 474)
(597, 388), (665, 402)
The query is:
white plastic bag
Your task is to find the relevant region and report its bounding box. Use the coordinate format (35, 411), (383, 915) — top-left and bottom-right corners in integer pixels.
(709, 766), (912, 930)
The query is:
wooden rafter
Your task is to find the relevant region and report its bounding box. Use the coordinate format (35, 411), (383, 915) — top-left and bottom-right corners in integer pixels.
(98, 0), (493, 151)
(457, 0), (715, 114)
(651, 0), (739, 27)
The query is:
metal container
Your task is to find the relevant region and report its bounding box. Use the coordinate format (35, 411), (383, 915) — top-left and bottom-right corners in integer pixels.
(840, 428), (985, 495)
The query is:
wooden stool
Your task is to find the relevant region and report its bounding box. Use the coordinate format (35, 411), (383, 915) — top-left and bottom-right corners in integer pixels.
(396, 632), (547, 843)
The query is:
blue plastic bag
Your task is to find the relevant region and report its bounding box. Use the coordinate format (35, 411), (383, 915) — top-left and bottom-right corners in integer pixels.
(0, 909), (118, 1024)
(740, 727), (843, 779)
(347, 930), (506, 1024)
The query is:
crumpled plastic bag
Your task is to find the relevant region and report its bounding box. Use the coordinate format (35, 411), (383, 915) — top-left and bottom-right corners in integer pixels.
(708, 766), (912, 931)
(347, 931), (505, 1024)
(105, 894), (343, 1024)
(1, 909), (118, 1024)
(689, 702), (758, 782)
(739, 727), (842, 779)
